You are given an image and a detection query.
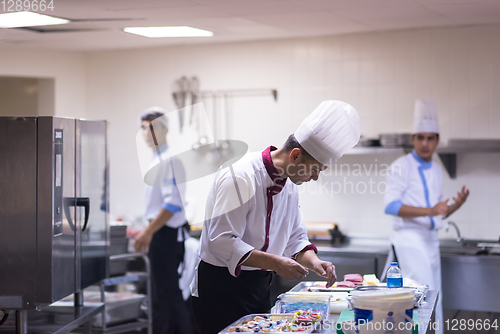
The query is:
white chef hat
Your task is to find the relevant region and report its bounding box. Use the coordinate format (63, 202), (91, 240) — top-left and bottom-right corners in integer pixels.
(412, 99), (439, 134)
(294, 100), (361, 165)
(138, 106), (169, 128)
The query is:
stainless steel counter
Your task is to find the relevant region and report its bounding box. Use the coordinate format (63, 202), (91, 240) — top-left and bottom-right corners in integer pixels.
(313, 238), (391, 280)
(313, 238), (391, 255)
(441, 253), (500, 312)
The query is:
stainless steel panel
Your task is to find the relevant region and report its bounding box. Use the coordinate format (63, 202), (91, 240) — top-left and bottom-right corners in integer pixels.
(76, 120), (108, 290)
(37, 117), (76, 303)
(0, 117), (38, 309)
(441, 254), (500, 312)
(0, 116), (108, 312)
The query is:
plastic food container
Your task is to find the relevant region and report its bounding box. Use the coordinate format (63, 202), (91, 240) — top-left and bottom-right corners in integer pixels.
(351, 288), (416, 334)
(351, 285), (427, 308)
(273, 293), (331, 319)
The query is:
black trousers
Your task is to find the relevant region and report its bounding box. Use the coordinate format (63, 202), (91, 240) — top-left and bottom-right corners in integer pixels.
(148, 225), (193, 334)
(192, 260), (272, 334)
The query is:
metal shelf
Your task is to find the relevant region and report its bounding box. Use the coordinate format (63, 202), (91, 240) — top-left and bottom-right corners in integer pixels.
(344, 147), (406, 155)
(97, 253), (152, 334)
(345, 139), (500, 179)
(0, 303), (104, 334)
(98, 319), (149, 334)
(438, 139), (500, 153)
(102, 273), (146, 287)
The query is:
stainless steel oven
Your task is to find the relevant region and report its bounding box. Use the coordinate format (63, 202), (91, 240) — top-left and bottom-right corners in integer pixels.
(0, 116), (109, 311)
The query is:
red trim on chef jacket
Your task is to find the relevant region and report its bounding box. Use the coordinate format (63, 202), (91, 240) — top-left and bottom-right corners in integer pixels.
(292, 244), (318, 260)
(261, 146), (287, 252)
(233, 146), (285, 277)
(234, 146), (317, 276)
(235, 249), (253, 277)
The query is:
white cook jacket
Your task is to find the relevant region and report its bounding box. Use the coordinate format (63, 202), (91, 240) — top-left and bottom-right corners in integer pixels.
(143, 144), (187, 231)
(191, 151), (311, 297)
(384, 151), (444, 231)
(384, 151), (444, 334)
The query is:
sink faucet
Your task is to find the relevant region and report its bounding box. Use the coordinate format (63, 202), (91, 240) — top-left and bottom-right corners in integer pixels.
(445, 221), (462, 243)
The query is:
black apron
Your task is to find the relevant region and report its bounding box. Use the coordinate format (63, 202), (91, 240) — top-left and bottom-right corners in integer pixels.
(148, 224), (193, 334)
(192, 260), (273, 334)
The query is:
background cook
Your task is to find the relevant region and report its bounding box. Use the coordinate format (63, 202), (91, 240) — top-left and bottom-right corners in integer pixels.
(384, 99), (469, 334)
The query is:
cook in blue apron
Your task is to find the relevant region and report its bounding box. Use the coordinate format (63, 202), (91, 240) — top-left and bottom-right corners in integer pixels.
(384, 100), (469, 334)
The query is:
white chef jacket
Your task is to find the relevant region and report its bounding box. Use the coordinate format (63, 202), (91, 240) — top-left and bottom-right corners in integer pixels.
(384, 150), (444, 334)
(143, 144), (187, 229)
(197, 147), (313, 280)
(384, 150), (444, 231)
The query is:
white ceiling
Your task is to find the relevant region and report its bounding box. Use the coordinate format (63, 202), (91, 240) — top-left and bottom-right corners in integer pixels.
(1, 0), (500, 51)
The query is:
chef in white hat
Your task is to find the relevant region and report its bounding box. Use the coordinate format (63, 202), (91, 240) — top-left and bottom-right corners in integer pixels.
(191, 100), (361, 334)
(384, 99), (469, 334)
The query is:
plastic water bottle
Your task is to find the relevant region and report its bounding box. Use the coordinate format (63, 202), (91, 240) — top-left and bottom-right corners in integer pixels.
(386, 262), (403, 288)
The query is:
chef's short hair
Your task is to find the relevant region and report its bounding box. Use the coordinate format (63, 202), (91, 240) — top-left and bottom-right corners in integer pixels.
(284, 134), (313, 161)
(139, 106), (168, 128)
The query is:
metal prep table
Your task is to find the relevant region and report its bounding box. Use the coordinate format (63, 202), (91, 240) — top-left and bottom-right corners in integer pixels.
(0, 303), (105, 334)
(95, 253), (153, 334)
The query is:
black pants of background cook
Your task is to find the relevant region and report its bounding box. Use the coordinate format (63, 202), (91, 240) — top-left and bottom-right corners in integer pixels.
(192, 260), (272, 334)
(148, 225), (194, 334)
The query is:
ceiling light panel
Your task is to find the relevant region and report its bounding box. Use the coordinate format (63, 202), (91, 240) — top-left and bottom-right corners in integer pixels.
(0, 11), (69, 28)
(124, 26), (213, 37)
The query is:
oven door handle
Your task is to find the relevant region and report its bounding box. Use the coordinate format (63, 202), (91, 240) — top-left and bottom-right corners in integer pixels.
(63, 197), (90, 232)
(75, 197), (90, 232)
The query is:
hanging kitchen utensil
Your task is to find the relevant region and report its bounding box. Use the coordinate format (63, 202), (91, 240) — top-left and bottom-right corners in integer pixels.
(172, 79), (182, 109)
(192, 93), (209, 150)
(172, 76), (189, 132)
(212, 91), (218, 148)
(189, 76), (200, 125)
(179, 76), (190, 132)
(220, 92), (230, 149)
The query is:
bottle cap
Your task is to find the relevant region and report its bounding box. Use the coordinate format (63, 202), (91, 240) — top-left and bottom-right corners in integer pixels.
(390, 262), (398, 266)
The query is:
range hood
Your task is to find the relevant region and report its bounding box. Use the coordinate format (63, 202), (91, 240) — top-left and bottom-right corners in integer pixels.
(438, 139), (500, 153)
(437, 139), (500, 179)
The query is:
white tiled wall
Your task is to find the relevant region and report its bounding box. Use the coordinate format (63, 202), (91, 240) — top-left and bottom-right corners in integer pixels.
(85, 25), (500, 240)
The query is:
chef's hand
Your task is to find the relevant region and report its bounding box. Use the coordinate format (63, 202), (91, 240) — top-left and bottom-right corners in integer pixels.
(430, 199), (449, 216)
(453, 186), (470, 206)
(274, 257), (309, 280)
(444, 185), (470, 218)
(134, 230), (153, 253)
(311, 260), (337, 288)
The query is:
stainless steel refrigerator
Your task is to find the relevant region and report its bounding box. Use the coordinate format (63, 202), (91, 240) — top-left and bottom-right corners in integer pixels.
(0, 116), (109, 311)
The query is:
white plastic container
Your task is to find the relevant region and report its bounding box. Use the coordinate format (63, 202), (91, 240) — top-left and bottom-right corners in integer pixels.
(351, 288), (415, 334)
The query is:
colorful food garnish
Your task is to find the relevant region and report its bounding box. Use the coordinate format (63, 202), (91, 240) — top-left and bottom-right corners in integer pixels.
(226, 311), (321, 333)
